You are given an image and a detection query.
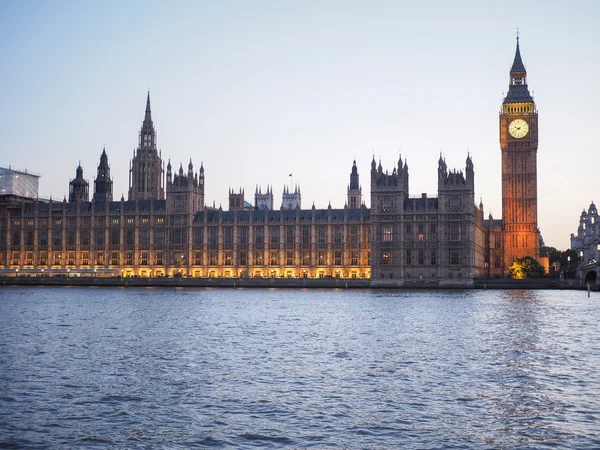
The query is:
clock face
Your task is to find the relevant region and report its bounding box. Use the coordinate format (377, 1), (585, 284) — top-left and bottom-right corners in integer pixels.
(509, 119), (529, 138)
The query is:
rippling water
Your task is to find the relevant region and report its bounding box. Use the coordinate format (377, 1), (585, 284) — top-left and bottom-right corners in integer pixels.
(1, 287), (599, 448)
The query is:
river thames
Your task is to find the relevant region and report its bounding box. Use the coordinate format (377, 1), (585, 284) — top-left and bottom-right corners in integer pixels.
(0, 287), (598, 448)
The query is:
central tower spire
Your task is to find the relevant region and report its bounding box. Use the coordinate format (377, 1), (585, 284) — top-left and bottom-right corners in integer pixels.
(144, 90), (152, 124)
(128, 92), (165, 201)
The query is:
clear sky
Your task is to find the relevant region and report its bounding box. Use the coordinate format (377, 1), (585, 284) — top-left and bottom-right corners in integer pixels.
(1, 0), (598, 250)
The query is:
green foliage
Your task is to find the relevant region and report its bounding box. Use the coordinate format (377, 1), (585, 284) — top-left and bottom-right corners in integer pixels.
(509, 256), (546, 279)
(541, 247), (578, 269)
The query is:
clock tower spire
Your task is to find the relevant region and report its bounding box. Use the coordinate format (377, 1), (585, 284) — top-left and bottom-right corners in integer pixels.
(500, 35), (540, 271)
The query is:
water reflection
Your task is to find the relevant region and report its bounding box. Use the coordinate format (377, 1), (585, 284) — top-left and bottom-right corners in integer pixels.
(482, 290), (572, 446)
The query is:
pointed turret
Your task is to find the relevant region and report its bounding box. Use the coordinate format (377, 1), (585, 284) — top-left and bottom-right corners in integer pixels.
(93, 147), (113, 202)
(69, 162), (89, 202)
(348, 159), (362, 208)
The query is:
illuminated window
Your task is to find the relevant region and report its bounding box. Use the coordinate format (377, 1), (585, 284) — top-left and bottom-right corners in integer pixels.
(270, 251), (278, 265)
(286, 251), (294, 265)
(111, 251), (119, 266)
(382, 251), (392, 265)
(302, 251), (310, 265)
(318, 251), (326, 265)
(382, 225), (392, 242)
(254, 252), (263, 265)
(209, 251), (217, 265)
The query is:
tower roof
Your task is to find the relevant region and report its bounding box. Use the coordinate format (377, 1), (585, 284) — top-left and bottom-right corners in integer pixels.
(510, 37), (526, 74)
(503, 36), (533, 104)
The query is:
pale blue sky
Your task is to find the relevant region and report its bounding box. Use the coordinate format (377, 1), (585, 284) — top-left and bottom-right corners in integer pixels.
(1, 0), (598, 249)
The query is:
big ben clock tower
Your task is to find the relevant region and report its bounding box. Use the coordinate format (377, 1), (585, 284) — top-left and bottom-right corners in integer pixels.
(500, 35), (540, 269)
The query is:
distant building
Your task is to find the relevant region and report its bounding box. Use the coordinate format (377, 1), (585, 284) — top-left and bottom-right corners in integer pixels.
(571, 202), (599, 263)
(281, 185), (301, 210)
(255, 186), (273, 211)
(0, 167), (40, 199)
(570, 202), (599, 286)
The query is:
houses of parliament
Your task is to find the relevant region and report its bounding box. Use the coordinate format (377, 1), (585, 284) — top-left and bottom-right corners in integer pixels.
(0, 39), (540, 284)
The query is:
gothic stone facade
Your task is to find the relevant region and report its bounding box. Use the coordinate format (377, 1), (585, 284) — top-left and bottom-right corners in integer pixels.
(0, 39), (542, 280)
(369, 155), (485, 286)
(0, 195), (371, 279)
